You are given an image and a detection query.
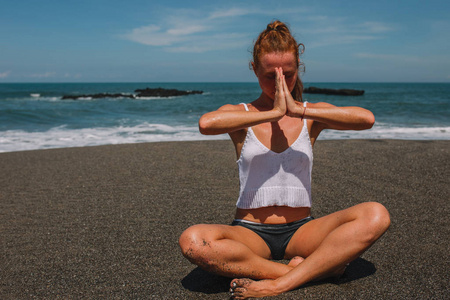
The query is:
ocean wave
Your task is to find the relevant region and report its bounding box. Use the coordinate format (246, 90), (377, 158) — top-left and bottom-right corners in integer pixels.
(134, 96), (177, 100)
(320, 124), (449, 140)
(3, 95), (62, 102)
(0, 123), (448, 153)
(0, 123), (227, 153)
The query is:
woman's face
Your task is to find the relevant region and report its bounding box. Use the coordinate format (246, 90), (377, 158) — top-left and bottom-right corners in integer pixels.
(254, 51), (298, 100)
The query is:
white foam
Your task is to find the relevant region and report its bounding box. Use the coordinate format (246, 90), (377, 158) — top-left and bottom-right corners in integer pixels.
(134, 96), (177, 100)
(26, 96), (62, 102)
(0, 123), (227, 153)
(320, 123), (450, 140)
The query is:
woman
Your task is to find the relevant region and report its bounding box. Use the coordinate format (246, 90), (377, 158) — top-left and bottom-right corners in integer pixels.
(179, 20), (390, 299)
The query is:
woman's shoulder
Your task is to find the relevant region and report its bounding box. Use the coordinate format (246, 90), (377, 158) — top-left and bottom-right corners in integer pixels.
(217, 103), (248, 111)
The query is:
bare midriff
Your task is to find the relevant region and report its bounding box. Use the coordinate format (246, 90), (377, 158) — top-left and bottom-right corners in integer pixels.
(235, 206), (311, 224)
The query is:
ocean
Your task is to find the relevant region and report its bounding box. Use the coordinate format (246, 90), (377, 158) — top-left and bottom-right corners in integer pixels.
(0, 82), (449, 153)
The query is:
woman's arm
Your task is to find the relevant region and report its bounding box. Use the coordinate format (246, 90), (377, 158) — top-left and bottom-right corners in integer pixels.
(199, 73), (290, 135)
(198, 105), (283, 135)
(281, 70), (375, 131)
(300, 102), (375, 131)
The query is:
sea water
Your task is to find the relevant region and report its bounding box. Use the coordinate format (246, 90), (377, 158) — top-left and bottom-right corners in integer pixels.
(0, 82), (449, 153)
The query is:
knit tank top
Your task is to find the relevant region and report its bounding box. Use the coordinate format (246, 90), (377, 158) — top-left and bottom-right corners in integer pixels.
(236, 102), (313, 209)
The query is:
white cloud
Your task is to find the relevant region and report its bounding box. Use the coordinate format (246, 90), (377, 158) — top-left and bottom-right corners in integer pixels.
(0, 71), (11, 78)
(302, 16), (396, 48)
(359, 22), (395, 33)
(64, 73), (82, 79)
(26, 72), (82, 79)
(121, 6), (311, 53)
(354, 53), (450, 67)
(354, 53), (419, 62)
(30, 72), (56, 78)
(208, 8), (250, 19)
(167, 25), (207, 36)
(121, 8), (251, 53)
(120, 6), (396, 54)
(123, 25), (185, 46)
(166, 33), (249, 53)
(209, 6), (308, 20)
(308, 35), (379, 48)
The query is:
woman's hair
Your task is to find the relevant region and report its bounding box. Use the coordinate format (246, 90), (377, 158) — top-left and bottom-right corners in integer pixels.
(252, 20), (305, 101)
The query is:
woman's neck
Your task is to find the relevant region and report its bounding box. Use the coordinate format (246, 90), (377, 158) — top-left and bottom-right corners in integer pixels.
(253, 94), (275, 111)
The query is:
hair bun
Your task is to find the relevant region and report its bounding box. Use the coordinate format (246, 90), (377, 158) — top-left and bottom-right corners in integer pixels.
(267, 24), (277, 31)
(266, 20), (287, 33)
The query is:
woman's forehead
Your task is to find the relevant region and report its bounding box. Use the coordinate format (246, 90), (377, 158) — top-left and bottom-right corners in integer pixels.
(259, 52), (297, 70)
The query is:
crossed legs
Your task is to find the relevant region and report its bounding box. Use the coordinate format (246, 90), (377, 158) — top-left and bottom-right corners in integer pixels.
(179, 202), (390, 299)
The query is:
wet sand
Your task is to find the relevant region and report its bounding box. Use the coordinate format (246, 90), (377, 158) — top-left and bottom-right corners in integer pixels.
(1, 139), (449, 299)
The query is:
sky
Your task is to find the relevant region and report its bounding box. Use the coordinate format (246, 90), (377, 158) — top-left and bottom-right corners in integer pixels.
(1, 0), (449, 83)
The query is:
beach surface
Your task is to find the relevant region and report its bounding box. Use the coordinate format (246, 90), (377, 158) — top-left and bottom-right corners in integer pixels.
(1, 139), (449, 299)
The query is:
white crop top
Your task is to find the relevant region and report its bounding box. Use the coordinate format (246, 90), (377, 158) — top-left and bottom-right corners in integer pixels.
(236, 102), (313, 209)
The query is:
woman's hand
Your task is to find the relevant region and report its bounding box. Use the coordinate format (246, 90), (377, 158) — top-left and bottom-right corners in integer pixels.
(278, 68), (304, 118)
(273, 67), (287, 116)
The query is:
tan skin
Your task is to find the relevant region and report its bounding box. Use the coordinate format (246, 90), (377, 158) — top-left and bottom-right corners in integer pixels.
(179, 51), (390, 299)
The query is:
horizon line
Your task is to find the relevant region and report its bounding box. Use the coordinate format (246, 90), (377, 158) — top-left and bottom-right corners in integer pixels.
(1, 81), (449, 84)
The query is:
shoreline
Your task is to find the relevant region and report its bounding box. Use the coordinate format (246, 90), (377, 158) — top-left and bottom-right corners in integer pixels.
(1, 139), (449, 298)
(2, 133), (450, 154)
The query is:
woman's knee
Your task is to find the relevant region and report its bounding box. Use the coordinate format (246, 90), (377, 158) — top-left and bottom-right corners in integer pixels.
(179, 224), (216, 262)
(359, 202), (391, 242)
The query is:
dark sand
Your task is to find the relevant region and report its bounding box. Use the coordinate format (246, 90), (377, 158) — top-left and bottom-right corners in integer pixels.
(1, 140), (449, 299)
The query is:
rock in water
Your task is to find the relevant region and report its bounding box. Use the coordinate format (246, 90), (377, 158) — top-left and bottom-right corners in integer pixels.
(61, 87), (204, 100)
(134, 88), (203, 97)
(303, 87), (364, 96)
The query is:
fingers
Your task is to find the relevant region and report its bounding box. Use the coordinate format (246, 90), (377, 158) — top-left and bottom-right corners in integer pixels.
(275, 67), (284, 95)
(279, 70), (302, 118)
(278, 68), (291, 98)
(277, 67), (290, 99)
(281, 70), (294, 105)
(273, 68), (287, 116)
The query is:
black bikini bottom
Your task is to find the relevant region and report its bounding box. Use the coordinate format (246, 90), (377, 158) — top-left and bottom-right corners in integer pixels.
(231, 216), (314, 260)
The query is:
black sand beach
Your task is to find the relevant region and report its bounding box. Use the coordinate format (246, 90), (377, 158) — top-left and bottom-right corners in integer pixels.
(1, 140), (449, 299)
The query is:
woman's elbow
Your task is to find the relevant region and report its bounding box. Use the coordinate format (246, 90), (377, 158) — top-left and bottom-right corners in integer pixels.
(198, 115), (215, 135)
(365, 111), (375, 129)
(356, 109), (375, 130)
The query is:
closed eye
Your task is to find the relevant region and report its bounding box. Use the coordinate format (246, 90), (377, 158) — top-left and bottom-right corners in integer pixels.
(284, 73), (294, 78)
(265, 72), (276, 79)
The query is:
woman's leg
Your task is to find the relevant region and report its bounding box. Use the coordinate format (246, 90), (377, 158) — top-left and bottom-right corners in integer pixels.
(179, 223), (295, 279)
(230, 202), (391, 299)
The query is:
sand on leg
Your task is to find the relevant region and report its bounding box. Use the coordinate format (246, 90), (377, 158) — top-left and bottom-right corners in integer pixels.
(179, 224), (296, 279)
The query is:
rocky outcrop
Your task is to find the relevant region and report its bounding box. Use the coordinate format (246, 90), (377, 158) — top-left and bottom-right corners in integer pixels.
(61, 93), (134, 100)
(303, 87), (364, 96)
(135, 88), (203, 97)
(61, 87), (203, 100)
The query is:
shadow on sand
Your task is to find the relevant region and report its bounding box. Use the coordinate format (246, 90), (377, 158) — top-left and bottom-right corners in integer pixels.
(181, 257), (376, 295)
(181, 267), (232, 294)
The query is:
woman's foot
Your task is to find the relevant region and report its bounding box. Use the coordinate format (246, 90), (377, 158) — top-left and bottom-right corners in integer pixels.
(332, 263), (349, 279)
(230, 278), (281, 299)
(314, 263), (349, 282)
(287, 256), (304, 268)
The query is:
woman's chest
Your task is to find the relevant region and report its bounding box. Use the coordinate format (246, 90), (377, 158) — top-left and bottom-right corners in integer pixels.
(251, 118), (303, 153)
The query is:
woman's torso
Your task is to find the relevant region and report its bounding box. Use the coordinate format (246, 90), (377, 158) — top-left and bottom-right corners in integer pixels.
(231, 102), (313, 224)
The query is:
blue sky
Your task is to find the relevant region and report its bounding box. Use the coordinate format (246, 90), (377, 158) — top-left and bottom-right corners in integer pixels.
(1, 0), (449, 82)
